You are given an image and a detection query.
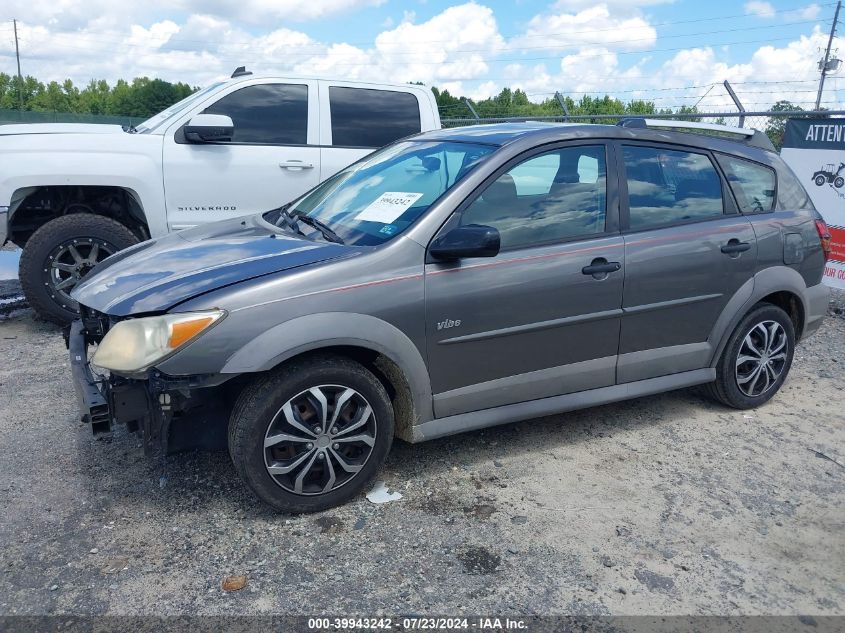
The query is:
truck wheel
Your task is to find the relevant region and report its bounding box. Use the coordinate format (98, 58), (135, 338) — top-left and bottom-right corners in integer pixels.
(706, 304), (795, 410)
(19, 214), (139, 324)
(228, 354), (394, 513)
(814, 175), (826, 186)
(835, 177), (844, 189)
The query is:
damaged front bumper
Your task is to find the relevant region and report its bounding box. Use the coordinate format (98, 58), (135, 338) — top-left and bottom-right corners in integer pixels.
(66, 319), (231, 455)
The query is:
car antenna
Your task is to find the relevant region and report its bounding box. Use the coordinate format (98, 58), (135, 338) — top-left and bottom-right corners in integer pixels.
(231, 66), (252, 78)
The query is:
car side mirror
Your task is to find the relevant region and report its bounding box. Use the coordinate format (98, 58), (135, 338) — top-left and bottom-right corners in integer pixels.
(184, 114), (235, 143)
(429, 225), (500, 261)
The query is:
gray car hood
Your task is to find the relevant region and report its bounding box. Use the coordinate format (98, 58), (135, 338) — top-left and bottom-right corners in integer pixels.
(72, 215), (354, 316)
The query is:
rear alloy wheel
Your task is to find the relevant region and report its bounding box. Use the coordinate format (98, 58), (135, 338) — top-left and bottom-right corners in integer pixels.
(707, 303), (795, 409)
(734, 320), (788, 398)
(228, 355), (394, 513)
(19, 214), (140, 324)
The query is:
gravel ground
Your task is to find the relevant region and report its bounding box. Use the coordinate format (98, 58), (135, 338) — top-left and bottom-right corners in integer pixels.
(0, 289), (843, 617)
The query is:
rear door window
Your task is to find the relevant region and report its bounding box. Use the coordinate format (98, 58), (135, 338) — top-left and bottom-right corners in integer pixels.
(622, 146), (724, 230)
(716, 154), (776, 213)
(329, 87), (421, 148)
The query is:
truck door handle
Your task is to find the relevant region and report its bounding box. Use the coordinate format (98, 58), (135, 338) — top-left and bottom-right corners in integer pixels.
(582, 258), (621, 276)
(721, 239), (751, 255)
(279, 160), (314, 170)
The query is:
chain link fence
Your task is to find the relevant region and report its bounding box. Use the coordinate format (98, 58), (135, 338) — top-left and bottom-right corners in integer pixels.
(441, 110), (845, 150)
(0, 108), (145, 127)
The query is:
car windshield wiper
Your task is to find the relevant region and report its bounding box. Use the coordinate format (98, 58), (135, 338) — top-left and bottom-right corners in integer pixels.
(270, 205), (307, 238)
(293, 212), (345, 244)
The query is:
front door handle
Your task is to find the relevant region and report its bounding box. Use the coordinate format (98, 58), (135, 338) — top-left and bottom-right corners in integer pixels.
(721, 239), (751, 255)
(582, 258), (622, 277)
(279, 160), (314, 170)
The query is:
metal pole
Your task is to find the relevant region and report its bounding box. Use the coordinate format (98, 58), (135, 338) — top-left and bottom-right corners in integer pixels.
(463, 98), (480, 120)
(555, 91), (570, 121)
(13, 19), (23, 111)
(816, 0), (841, 110)
(723, 80), (746, 128)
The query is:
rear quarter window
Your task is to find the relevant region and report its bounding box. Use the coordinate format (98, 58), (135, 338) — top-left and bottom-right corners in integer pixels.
(716, 154), (776, 213)
(775, 163), (815, 210)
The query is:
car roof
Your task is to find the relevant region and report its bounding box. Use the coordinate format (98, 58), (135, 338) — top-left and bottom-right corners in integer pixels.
(413, 122), (775, 159)
(226, 74), (430, 92)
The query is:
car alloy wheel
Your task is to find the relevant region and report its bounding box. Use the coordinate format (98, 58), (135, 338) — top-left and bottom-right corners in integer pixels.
(734, 320), (789, 398)
(45, 238), (117, 308)
(263, 385), (377, 495)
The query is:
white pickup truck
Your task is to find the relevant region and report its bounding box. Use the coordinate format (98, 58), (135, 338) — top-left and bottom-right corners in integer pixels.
(0, 69), (441, 323)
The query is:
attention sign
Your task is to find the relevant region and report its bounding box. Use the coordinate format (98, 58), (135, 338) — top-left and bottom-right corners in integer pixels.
(781, 118), (845, 289)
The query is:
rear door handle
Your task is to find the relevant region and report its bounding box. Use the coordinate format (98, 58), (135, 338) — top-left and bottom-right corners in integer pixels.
(279, 160), (314, 170)
(582, 259), (622, 276)
(721, 239), (751, 255)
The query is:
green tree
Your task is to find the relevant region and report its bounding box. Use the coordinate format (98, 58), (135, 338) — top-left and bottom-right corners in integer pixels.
(765, 100), (804, 150)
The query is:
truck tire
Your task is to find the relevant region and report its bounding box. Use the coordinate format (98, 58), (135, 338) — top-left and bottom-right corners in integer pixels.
(706, 303), (795, 410)
(19, 214), (139, 324)
(228, 354), (395, 513)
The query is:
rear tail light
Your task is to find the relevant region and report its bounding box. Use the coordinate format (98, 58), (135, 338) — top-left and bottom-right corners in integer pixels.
(816, 218), (832, 262)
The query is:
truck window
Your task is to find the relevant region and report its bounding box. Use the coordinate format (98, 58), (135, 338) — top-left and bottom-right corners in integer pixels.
(202, 84), (308, 145)
(329, 87), (421, 148)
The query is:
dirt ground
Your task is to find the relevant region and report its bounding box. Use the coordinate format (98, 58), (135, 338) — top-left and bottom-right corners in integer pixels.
(0, 286), (843, 618)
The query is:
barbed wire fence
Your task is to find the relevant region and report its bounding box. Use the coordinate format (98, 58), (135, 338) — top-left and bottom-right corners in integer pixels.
(439, 79), (845, 149)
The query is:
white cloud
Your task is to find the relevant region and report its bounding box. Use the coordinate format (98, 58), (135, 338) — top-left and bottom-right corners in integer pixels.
(744, 1), (776, 19)
(173, 0), (387, 22)
(0, 0), (840, 115)
(512, 4), (657, 51)
(800, 3), (821, 19)
(552, 0), (673, 9)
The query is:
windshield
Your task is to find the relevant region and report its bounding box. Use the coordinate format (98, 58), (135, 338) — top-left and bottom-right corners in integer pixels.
(266, 141), (495, 246)
(134, 81), (226, 133)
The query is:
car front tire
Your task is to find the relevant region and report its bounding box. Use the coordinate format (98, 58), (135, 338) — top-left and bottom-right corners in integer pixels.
(707, 303), (796, 409)
(19, 214), (139, 324)
(228, 354), (395, 513)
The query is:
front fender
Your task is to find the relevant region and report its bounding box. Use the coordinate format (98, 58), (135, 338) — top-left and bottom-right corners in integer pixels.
(221, 312), (434, 425)
(0, 135), (167, 237)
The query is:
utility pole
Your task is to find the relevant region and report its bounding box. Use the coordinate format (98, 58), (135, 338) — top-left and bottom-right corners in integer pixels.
(816, 0), (842, 110)
(13, 19), (23, 111)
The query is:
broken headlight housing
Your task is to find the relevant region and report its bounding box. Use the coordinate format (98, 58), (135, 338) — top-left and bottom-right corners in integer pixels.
(91, 310), (225, 374)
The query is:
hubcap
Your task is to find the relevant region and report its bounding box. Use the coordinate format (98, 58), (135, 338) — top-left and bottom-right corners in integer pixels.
(44, 238), (116, 308)
(735, 320), (788, 398)
(263, 385), (377, 496)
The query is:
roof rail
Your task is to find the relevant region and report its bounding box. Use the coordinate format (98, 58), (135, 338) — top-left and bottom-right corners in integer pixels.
(617, 117), (775, 152)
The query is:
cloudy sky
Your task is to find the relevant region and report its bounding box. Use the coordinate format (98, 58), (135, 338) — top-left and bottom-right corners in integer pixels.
(0, 0), (843, 113)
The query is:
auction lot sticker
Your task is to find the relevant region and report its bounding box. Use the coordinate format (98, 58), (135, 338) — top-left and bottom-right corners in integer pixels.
(781, 118), (845, 289)
(355, 192), (424, 223)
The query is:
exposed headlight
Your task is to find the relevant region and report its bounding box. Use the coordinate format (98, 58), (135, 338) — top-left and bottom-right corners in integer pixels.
(92, 310), (225, 373)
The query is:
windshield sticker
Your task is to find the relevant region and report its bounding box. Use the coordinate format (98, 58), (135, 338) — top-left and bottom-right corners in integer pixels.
(379, 225), (398, 235)
(355, 192), (424, 223)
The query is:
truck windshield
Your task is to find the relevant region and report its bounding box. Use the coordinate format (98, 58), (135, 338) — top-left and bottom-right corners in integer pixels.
(134, 82), (225, 133)
(266, 141), (495, 246)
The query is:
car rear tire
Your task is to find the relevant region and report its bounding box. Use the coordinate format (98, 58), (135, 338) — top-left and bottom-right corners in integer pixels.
(19, 214), (139, 324)
(228, 354), (394, 513)
(706, 303), (795, 409)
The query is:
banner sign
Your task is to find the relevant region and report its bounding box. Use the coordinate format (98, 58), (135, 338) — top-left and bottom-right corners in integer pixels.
(781, 118), (845, 289)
